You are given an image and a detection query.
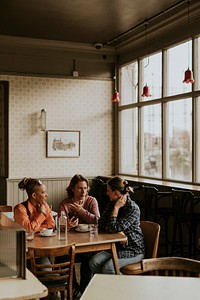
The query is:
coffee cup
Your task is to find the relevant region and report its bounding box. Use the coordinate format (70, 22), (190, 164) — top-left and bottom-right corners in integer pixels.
(26, 231), (34, 241)
(41, 228), (53, 236)
(78, 224), (89, 231)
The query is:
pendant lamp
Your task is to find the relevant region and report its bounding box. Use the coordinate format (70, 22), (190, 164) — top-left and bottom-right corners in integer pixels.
(183, 67), (195, 83)
(112, 89), (120, 102)
(112, 68), (120, 103)
(142, 84), (151, 97)
(183, 0), (195, 84)
(142, 22), (151, 97)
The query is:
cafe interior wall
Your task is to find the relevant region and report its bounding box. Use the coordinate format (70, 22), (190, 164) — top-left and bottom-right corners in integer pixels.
(0, 74), (114, 206)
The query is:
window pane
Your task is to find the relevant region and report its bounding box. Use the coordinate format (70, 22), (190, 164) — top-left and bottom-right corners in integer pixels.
(195, 97), (200, 182)
(140, 52), (162, 101)
(166, 99), (192, 181)
(166, 41), (192, 96)
(119, 109), (138, 175)
(196, 37), (200, 90)
(140, 104), (162, 177)
(120, 61), (138, 105)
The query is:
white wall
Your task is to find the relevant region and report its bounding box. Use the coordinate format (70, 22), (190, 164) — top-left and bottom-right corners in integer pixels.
(0, 75), (113, 179)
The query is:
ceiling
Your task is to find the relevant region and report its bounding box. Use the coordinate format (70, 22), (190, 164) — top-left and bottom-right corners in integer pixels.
(0, 0), (187, 47)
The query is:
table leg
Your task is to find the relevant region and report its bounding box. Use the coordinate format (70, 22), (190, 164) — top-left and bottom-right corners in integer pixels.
(111, 243), (120, 274)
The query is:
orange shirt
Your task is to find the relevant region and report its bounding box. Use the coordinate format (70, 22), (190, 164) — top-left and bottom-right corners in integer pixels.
(14, 200), (55, 232)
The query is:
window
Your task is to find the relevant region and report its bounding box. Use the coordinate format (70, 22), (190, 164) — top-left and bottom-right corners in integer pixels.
(120, 62), (138, 105)
(165, 98), (192, 181)
(119, 38), (199, 184)
(140, 52), (162, 101)
(167, 41), (192, 96)
(119, 108), (138, 175)
(140, 104), (162, 178)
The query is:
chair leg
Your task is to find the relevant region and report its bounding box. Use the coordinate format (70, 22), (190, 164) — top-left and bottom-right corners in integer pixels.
(164, 217), (169, 256)
(178, 223), (183, 256)
(60, 291), (65, 300)
(188, 224), (193, 258)
(172, 221), (177, 255)
(192, 224), (197, 259)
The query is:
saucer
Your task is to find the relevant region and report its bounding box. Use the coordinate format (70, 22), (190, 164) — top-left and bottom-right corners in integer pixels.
(39, 232), (56, 237)
(75, 227), (90, 233)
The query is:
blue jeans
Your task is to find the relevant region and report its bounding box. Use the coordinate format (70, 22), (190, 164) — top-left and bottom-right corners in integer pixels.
(89, 251), (144, 274)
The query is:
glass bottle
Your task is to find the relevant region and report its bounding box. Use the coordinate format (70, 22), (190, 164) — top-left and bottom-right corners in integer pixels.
(57, 210), (67, 240)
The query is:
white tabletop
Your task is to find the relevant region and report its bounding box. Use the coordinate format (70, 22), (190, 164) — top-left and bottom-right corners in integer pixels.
(0, 269), (48, 300)
(80, 274), (200, 300)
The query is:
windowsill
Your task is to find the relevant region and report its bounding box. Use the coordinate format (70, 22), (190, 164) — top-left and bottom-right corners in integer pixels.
(97, 175), (200, 192)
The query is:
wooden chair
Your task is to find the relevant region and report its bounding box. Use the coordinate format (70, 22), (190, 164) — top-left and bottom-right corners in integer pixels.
(142, 186), (173, 255)
(0, 205), (12, 212)
(171, 189), (200, 258)
(28, 243), (75, 300)
(141, 257), (200, 277)
(120, 221), (160, 275)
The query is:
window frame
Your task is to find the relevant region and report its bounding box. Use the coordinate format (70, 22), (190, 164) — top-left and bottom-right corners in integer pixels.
(118, 36), (200, 185)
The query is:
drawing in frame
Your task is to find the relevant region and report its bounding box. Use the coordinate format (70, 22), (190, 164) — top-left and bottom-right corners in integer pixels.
(46, 130), (80, 158)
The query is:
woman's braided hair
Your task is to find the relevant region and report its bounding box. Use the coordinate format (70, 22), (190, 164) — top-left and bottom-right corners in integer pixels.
(18, 177), (43, 198)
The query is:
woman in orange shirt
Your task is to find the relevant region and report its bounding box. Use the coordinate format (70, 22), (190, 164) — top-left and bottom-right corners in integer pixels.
(14, 177), (55, 232)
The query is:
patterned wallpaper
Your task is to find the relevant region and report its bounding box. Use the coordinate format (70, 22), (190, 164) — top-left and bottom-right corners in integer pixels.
(0, 75), (113, 179)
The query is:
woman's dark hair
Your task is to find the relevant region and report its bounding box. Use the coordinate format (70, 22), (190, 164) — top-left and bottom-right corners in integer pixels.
(18, 177), (43, 198)
(107, 176), (133, 195)
(66, 174), (89, 198)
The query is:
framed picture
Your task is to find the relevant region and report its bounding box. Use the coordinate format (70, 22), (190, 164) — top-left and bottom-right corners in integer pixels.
(46, 130), (80, 158)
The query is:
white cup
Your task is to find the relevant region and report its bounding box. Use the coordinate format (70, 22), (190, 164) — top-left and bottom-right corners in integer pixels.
(26, 231), (34, 241)
(41, 228), (53, 236)
(78, 224), (89, 231)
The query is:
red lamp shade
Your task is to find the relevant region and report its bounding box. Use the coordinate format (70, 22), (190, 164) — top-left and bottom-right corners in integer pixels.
(183, 68), (195, 84)
(141, 84), (151, 97)
(112, 90), (120, 102)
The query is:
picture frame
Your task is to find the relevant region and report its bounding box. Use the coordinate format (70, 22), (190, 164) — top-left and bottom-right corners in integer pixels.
(46, 130), (80, 158)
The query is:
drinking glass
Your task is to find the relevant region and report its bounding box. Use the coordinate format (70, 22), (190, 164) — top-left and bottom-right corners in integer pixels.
(89, 224), (98, 238)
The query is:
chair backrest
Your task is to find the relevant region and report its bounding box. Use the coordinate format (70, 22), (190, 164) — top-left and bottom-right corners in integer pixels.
(142, 186), (158, 220)
(28, 243), (75, 300)
(120, 221), (160, 275)
(172, 189), (194, 222)
(142, 257), (200, 277)
(0, 205), (12, 212)
(140, 220), (160, 258)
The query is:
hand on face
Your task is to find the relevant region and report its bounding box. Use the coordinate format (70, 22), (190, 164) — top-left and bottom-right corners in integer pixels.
(114, 195), (127, 209)
(38, 203), (46, 215)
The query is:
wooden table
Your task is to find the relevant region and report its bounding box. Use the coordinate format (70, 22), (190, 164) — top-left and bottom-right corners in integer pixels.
(0, 269), (48, 300)
(27, 230), (127, 274)
(80, 274), (200, 300)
